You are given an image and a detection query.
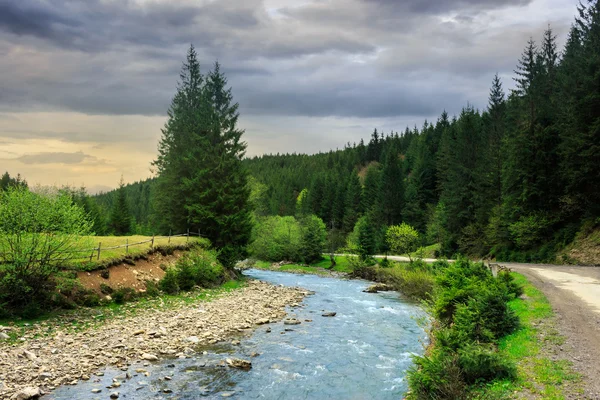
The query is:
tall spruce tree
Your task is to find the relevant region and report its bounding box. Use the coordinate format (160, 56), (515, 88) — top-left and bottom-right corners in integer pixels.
(153, 47), (252, 268)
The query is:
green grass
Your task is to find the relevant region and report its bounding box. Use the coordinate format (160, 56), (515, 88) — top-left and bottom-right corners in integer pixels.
(471, 273), (582, 399)
(0, 279), (244, 343)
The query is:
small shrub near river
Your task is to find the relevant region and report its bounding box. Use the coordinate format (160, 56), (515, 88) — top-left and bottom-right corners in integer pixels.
(159, 248), (225, 294)
(407, 258), (522, 399)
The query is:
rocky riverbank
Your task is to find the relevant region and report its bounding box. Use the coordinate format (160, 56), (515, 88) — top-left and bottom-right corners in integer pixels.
(0, 280), (308, 400)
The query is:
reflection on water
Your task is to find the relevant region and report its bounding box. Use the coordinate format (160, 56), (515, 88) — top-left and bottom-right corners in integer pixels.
(48, 269), (426, 399)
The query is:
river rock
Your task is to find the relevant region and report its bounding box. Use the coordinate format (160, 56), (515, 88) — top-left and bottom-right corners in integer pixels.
(22, 350), (37, 362)
(10, 387), (41, 400)
(363, 283), (394, 293)
(225, 358), (252, 370)
(186, 336), (200, 344)
(283, 319), (301, 325)
(141, 353), (159, 361)
(322, 312), (337, 317)
(110, 392), (119, 399)
(0, 332), (9, 340)
(256, 318), (270, 325)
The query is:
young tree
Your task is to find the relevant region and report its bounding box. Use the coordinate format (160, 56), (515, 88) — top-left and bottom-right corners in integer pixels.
(153, 47), (252, 268)
(386, 223), (420, 261)
(300, 215), (327, 264)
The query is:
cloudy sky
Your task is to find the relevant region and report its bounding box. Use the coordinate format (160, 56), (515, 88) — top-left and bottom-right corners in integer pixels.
(0, 0), (577, 192)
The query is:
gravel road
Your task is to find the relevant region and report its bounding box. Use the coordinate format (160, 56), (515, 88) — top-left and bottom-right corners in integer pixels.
(502, 263), (600, 399)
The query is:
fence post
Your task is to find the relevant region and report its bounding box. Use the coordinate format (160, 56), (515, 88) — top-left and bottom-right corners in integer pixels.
(187, 228), (190, 243)
(89, 252), (94, 262)
(168, 229), (171, 244)
(97, 242), (101, 261)
(126, 238), (129, 254)
(198, 230), (201, 238)
(151, 235), (155, 250)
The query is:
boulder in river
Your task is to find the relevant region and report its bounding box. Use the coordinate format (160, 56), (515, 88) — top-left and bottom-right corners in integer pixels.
(363, 283), (394, 293)
(225, 358), (252, 370)
(283, 318), (301, 325)
(322, 312), (337, 317)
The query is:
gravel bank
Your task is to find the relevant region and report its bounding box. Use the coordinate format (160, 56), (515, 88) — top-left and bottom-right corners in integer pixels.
(0, 280), (307, 400)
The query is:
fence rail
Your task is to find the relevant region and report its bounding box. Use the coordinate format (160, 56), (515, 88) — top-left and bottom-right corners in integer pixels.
(0, 230), (205, 264)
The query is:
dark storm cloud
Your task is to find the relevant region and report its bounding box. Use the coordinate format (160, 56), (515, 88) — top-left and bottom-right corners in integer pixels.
(361, 0), (533, 14)
(0, 0), (575, 122)
(14, 151), (101, 165)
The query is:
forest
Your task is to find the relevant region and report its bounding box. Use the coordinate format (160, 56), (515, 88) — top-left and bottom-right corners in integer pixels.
(89, 3), (600, 264)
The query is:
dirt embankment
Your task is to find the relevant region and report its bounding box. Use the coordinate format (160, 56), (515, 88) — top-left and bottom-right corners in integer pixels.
(0, 280), (308, 400)
(77, 251), (184, 295)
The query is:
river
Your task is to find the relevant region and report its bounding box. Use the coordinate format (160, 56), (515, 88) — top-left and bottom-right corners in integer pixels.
(48, 269), (426, 399)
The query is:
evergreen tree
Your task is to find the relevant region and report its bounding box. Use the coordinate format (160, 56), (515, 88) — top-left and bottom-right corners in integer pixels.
(153, 47), (252, 267)
(343, 171), (363, 232)
(380, 148), (404, 225)
(109, 177), (132, 235)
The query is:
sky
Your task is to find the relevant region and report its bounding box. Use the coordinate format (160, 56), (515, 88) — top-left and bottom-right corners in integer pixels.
(0, 0), (578, 193)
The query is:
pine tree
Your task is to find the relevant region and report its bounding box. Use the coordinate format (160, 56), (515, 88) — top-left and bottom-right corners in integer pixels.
(153, 48), (252, 267)
(109, 177), (132, 235)
(343, 171), (363, 232)
(380, 148), (404, 225)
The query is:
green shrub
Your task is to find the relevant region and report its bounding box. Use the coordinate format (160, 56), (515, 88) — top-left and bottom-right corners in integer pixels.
(379, 257), (392, 268)
(408, 349), (466, 400)
(99, 283), (113, 295)
(159, 249), (224, 294)
(457, 344), (517, 384)
(112, 287), (137, 304)
(249, 216), (302, 261)
(159, 267), (180, 294)
(144, 280), (160, 297)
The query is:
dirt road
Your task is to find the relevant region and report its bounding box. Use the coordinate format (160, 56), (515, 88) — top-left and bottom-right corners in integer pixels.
(503, 263), (600, 399)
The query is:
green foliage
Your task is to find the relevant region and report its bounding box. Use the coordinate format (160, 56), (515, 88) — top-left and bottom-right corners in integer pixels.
(0, 186), (92, 316)
(159, 267), (180, 294)
(408, 258), (522, 399)
(386, 223), (420, 259)
(249, 216), (302, 262)
(109, 177), (132, 235)
(159, 249), (224, 294)
(508, 213), (551, 249)
(153, 47), (252, 268)
(300, 215), (327, 263)
(112, 287), (137, 304)
(356, 215), (376, 260)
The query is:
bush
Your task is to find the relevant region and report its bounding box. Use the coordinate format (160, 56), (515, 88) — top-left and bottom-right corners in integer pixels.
(144, 280), (160, 297)
(159, 249), (225, 294)
(408, 349), (466, 400)
(457, 344), (517, 384)
(0, 186), (92, 316)
(159, 267), (180, 294)
(112, 287), (137, 304)
(248, 216), (302, 261)
(409, 258), (521, 398)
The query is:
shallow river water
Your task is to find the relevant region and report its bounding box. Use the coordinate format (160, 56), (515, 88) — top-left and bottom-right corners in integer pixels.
(48, 269), (426, 399)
